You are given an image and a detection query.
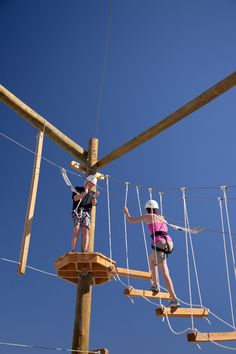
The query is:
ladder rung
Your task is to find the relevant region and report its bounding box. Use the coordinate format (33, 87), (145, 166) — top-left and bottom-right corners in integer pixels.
(156, 307), (209, 318)
(187, 331), (236, 342)
(124, 287), (170, 299)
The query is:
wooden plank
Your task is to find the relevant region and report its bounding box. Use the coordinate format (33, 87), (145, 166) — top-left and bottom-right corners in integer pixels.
(124, 287), (170, 300)
(116, 267), (152, 280)
(70, 160), (105, 180)
(0, 85), (87, 163)
(18, 130), (44, 275)
(156, 307), (209, 318)
(94, 71), (236, 169)
(187, 331), (236, 342)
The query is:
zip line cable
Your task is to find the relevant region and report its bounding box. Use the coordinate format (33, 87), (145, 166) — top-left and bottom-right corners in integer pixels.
(3, 130), (236, 194)
(0, 340), (101, 353)
(94, 0), (112, 138)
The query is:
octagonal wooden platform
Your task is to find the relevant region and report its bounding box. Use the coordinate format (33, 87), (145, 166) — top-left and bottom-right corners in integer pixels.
(54, 252), (116, 285)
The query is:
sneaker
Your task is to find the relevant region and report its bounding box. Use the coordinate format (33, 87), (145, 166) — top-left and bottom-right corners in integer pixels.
(168, 298), (180, 308)
(149, 285), (159, 294)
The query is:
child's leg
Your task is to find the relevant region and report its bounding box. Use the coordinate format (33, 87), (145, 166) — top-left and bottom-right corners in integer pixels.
(149, 252), (159, 287)
(81, 226), (89, 252)
(159, 260), (177, 299)
(72, 224), (80, 251)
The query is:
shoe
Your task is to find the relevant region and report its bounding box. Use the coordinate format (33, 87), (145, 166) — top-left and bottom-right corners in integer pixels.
(71, 249), (76, 253)
(168, 298), (180, 308)
(149, 285), (159, 294)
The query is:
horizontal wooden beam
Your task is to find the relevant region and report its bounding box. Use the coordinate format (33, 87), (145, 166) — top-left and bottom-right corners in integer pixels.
(116, 267), (152, 280)
(0, 85), (87, 163)
(124, 287), (170, 299)
(95, 71), (236, 169)
(156, 307), (209, 318)
(187, 331), (236, 342)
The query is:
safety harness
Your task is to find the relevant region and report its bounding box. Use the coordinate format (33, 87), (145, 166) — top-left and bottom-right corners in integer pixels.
(151, 231), (173, 255)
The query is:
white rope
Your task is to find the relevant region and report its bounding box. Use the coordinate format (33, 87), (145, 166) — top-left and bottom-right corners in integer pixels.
(221, 186), (236, 279)
(0, 257), (57, 277)
(106, 175), (113, 260)
(181, 188), (194, 331)
(181, 190), (204, 307)
(124, 182), (130, 287)
(0, 340), (101, 353)
(218, 197), (236, 329)
(148, 188), (162, 306)
(61, 168), (78, 194)
(136, 186), (150, 272)
(158, 191), (164, 215)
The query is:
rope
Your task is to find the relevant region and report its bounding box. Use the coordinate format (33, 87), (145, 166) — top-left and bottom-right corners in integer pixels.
(0, 340), (101, 353)
(181, 188), (194, 331)
(148, 188), (162, 306)
(221, 186), (236, 279)
(106, 175), (113, 260)
(159, 191), (164, 215)
(94, 0), (112, 137)
(218, 197), (236, 329)
(0, 257), (57, 277)
(136, 186), (150, 272)
(123, 182), (130, 287)
(181, 190), (204, 307)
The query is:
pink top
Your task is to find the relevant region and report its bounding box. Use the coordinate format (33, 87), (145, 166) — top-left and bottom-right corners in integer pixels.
(147, 221), (172, 245)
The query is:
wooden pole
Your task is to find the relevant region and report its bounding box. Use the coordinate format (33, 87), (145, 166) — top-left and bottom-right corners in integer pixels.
(94, 71), (236, 169)
(0, 85), (87, 164)
(72, 138), (99, 354)
(18, 130), (44, 274)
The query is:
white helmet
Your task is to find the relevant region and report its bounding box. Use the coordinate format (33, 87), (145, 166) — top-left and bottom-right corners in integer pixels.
(86, 175), (97, 186)
(145, 200), (159, 210)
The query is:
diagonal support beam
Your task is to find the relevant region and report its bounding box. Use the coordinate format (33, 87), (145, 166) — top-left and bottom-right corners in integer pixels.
(94, 71), (236, 170)
(0, 85), (87, 163)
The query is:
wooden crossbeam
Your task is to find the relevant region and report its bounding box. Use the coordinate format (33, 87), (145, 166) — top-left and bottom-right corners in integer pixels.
(156, 307), (209, 318)
(116, 267), (152, 280)
(0, 85), (87, 163)
(124, 287), (170, 300)
(187, 331), (236, 342)
(94, 71), (236, 170)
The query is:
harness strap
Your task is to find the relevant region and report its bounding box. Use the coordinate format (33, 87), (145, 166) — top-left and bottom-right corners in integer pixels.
(151, 232), (173, 255)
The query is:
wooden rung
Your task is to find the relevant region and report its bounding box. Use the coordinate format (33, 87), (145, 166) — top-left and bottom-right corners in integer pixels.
(187, 331), (236, 342)
(156, 307), (209, 318)
(116, 267), (152, 280)
(124, 287), (170, 300)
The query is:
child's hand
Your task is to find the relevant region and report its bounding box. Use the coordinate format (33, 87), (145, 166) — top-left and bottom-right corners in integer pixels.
(124, 207), (129, 215)
(94, 191), (100, 198)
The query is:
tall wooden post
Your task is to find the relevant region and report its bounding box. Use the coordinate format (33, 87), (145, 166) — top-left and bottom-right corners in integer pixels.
(72, 138), (99, 354)
(18, 130), (44, 274)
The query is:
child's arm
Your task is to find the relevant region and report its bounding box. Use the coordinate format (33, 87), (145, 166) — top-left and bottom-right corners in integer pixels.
(124, 207), (146, 223)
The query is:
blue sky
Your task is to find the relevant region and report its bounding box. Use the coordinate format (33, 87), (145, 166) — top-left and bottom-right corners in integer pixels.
(1, 1), (236, 353)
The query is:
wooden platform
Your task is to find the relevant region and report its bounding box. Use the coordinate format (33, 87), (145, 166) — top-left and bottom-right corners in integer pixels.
(54, 252), (116, 285)
(187, 331), (236, 342)
(156, 307), (209, 318)
(124, 287), (170, 300)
